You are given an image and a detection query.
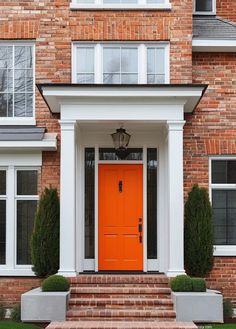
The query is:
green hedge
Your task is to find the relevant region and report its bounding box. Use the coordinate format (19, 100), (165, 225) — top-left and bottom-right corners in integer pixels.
(41, 275), (70, 292)
(171, 275), (206, 292)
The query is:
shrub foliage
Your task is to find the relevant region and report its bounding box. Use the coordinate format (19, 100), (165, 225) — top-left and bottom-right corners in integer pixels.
(31, 187), (60, 277)
(191, 278), (206, 292)
(170, 275), (192, 292)
(42, 275), (70, 292)
(184, 184), (213, 277)
(223, 299), (233, 319)
(10, 304), (21, 322)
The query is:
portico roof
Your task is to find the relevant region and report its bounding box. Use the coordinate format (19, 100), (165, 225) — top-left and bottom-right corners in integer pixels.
(37, 84), (207, 115)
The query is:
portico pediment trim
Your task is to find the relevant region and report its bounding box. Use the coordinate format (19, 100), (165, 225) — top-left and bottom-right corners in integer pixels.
(38, 84), (207, 115)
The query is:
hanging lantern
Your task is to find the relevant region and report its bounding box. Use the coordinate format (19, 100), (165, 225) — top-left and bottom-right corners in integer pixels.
(111, 128), (131, 152)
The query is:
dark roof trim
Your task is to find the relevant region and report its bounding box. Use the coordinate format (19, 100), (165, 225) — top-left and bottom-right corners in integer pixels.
(0, 126), (46, 141)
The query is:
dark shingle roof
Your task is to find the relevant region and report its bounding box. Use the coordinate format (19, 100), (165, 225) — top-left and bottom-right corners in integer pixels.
(0, 126), (45, 141)
(193, 15), (236, 39)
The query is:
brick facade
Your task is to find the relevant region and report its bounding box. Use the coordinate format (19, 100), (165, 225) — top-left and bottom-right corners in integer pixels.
(0, 278), (42, 308)
(0, 0), (236, 308)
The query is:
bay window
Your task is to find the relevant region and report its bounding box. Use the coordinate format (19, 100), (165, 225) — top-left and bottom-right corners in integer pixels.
(73, 43), (169, 85)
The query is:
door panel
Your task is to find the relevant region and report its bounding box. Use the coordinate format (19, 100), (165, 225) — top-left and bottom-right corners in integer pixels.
(99, 164), (143, 270)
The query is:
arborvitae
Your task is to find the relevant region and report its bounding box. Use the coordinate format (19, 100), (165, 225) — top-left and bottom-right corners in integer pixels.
(184, 184), (213, 277)
(31, 187), (60, 277)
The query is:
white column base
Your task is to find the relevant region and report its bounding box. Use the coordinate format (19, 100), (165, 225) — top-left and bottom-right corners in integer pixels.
(166, 270), (186, 277)
(58, 270), (78, 277)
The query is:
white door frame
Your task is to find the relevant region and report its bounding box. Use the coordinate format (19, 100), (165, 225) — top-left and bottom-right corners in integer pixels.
(81, 141), (159, 273)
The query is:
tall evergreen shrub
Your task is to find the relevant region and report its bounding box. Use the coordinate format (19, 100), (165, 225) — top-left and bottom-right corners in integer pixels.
(184, 184), (213, 277)
(31, 187), (60, 277)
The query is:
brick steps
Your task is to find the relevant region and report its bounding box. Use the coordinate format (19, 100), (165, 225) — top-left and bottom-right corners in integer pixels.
(69, 297), (173, 309)
(66, 275), (175, 322)
(69, 275), (168, 285)
(66, 308), (176, 320)
(70, 286), (171, 296)
(46, 321), (197, 329)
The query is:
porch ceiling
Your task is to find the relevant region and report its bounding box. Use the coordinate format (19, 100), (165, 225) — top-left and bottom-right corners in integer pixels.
(37, 84), (207, 115)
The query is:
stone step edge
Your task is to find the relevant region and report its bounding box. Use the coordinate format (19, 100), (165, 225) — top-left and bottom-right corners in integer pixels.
(47, 321), (197, 329)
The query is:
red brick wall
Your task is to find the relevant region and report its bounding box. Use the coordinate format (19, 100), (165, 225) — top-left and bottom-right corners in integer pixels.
(185, 52), (236, 304)
(185, 52), (236, 193)
(206, 257), (236, 305)
(0, 277), (42, 308)
(217, 0), (236, 23)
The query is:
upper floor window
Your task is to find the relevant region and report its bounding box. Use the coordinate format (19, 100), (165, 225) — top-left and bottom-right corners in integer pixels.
(73, 43), (169, 85)
(0, 43), (35, 118)
(194, 0), (216, 14)
(70, 0), (171, 10)
(210, 159), (236, 246)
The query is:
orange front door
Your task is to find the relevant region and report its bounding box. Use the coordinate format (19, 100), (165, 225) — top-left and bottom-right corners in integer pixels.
(99, 164), (143, 271)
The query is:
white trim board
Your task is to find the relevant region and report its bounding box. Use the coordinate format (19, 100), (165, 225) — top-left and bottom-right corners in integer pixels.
(39, 85), (206, 114)
(192, 39), (236, 52)
(70, 1), (171, 10)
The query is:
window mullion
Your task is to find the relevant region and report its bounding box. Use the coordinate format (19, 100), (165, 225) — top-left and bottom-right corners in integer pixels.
(12, 45), (15, 118)
(5, 166), (15, 269)
(95, 44), (102, 83)
(139, 44), (147, 84)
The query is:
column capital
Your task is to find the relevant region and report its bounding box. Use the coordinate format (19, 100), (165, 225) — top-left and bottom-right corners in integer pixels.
(166, 120), (186, 131)
(59, 120), (77, 131)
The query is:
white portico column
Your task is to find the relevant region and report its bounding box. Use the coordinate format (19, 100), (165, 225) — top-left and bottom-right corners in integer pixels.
(58, 120), (77, 276)
(166, 120), (186, 277)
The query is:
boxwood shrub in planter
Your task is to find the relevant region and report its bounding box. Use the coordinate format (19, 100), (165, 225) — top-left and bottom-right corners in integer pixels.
(170, 275), (192, 292)
(41, 275), (70, 292)
(171, 275), (223, 323)
(192, 278), (206, 292)
(21, 275), (70, 322)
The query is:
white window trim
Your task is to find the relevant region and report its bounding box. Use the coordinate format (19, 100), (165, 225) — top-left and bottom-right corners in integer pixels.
(0, 153), (41, 276)
(0, 41), (36, 125)
(70, 0), (171, 10)
(209, 156), (236, 256)
(72, 42), (170, 85)
(193, 0), (216, 15)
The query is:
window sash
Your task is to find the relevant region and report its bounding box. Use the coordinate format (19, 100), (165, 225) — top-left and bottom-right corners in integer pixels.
(210, 158), (236, 248)
(73, 43), (169, 84)
(0, 43), (35, 118)
(194, 0), (215, 13)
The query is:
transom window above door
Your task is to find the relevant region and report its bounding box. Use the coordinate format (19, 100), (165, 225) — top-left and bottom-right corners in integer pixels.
(73, 43), (169, 85)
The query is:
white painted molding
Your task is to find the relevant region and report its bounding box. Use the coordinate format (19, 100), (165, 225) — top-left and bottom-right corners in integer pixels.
(192, 39), (236, 52)
(214, 246), (236, 256)
(166, 120), (186, 131)
(70, 2), (171, 10)
(0, 133), (57, 151)
(58, 270), (77, 277)
(0, 268), (35, 276)
(167, 270), (186, 277)
(40, 85), (206, 114)
(0, 118), (36, 126)
(0, 152), (42, 166)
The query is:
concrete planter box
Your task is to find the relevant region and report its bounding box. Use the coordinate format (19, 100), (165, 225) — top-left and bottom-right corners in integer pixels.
(172, 289), (223, 323)
(21, 287), (70, 322)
